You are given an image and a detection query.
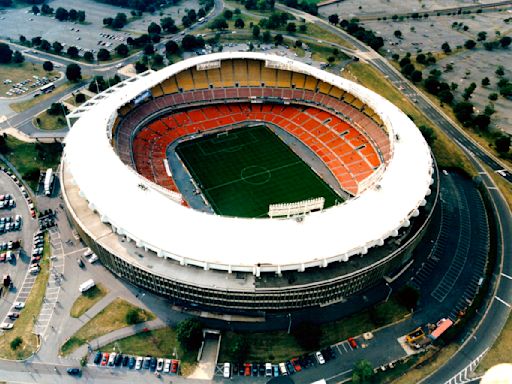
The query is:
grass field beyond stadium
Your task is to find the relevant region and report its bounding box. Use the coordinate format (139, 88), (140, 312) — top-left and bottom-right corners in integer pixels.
(176, 125), (342, 218)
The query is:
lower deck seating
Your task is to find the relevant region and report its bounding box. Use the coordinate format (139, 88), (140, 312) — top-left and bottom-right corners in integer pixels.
(128, 103), (383, 196)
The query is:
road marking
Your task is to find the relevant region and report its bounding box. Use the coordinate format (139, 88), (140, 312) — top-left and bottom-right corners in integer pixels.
(326, 368), (353, 382)
(495, 296), (511, 307)
(501, 272), (512, 280)
(335, 343), (342, 355)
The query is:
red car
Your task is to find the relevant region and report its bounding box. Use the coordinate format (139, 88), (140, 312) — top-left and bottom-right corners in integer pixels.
(348, 337), (358, 349)
(171, 359), (178, 373)
(291, 358), (302, 372)
(101, 353), (109, 366)
(244, 363), (251, 376)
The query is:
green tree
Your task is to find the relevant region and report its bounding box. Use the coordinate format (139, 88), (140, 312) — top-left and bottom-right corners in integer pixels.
(394, 30), (402, 39)
(66, 63), (82, 82)
(441, 41), (451, 53)
(83, 51), (94, 62)
(12, 51), (24, 64)
(286, 22), (296, 33)
(97, 48), (111, 61)
(481, 77), (490, 86)
(160, 17), (178, 33)
(291, 321), (322, 350)
(0, 42), (13, 63)
(495, 135), (510, 153)
(495, 66), (505, 77)
(477, 31), (487, 41)
(115, 43), (129, 57)
(125, 308), (142, 325)
(462, 82), (477, 100)
(234, 18), (245, 29)
(223, 9), (233, 20)
(52, 41), (63, 54)
(454, 101), (475, 125)
(474, 114), (490, 131)
(500, 36), (511, 48)
(411, 70), (423, 83)
(352, 360), (374, 383)
(210, 17), (228, 30)
(55, 7), (69, 21)
(77, 10), (86, 22)
(488, 93), (498, 101)
(75, 93), (86, 103)
(252, 25), (260, 38)
(464, 39), (476, 49)
(328, 14), (339, 25)
(418, 124), (436, 145)
(67, 46), (79, 58)
(299, 24), (307, 33)
(165, 40), (179, 55)
(148, 22), (161, 35)
(10, 337), (22, 350)
(43, 61), (54, 71)
(274, 33), (283, 45)
(396, 285), (420, 309)
(176, 318), (203, 350)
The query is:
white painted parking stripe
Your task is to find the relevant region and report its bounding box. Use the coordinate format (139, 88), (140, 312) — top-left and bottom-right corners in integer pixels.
(495, 296), (511, 307)
(335, 344), (342, 355)
(501, 272), (512, 280)
(341, 342), (348, 352)
(326, 368), (353, 381)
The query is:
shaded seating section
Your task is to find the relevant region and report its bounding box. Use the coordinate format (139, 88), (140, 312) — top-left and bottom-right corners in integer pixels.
(129, 103), (382, 195)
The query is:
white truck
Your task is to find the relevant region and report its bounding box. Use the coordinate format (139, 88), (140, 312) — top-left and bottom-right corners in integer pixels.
(44, 168), (54, 196)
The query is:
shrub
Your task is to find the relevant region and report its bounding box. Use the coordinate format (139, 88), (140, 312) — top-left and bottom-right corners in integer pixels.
(10, 337), (22, 350)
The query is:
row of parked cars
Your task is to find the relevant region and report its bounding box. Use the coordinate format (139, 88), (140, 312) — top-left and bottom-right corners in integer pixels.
(94, 351), (180, 374)
(0, 301), (25, 329)
(30, 231), (45, 275)
(0, 194), (15, 209)
(224, 347), (336, 378)
(0, 215), (22, 233)
(1, 167), (36, 218)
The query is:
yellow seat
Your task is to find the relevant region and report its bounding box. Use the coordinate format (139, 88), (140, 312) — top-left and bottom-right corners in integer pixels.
(318, 81), (332, 94)
(304, 75), (318, 91)
(161, 77), (179, 94)
(119, 104), (132, 116)
(206, 68), (222, 87)
(220, 60), (235, 87)
(247, 60), (261, 86)
(233, 59), (249, 86)
(151, 84), (164, 97)
(277, 69), (292, 88)
(261, 66), (277, 87)
(176, 70), (194, 91)
(191, 68), (208, 89)
(292, 72), (305, 89)
(363, 105), (376, 118)
(343, 92), (356, 104)
(329, 86), (343, 98)
(352, 98), (364, 110)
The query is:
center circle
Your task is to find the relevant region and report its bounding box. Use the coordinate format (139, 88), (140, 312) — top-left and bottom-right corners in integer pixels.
(241, 165), (271, 185)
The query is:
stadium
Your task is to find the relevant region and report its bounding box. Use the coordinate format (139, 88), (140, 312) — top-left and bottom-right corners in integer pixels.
(61, 52), (437, 314)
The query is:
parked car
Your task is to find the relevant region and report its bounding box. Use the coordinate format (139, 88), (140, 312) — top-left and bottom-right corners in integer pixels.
(7, 312), (19, 319)
(108, 352), (116, 366)
(128, 356), (136, 369)
(156, 358), (164, 371)
(291, 358), (302, 372)
(143, 356), (151, 369)
(265, 362), (272, 377)
(149, 357), (157, 371)
(94, 351), (102, 364)
(135, 356), (143, 370)
(66, 368), (81, 376)
(163, 359), (171, 373)
(101, 353), (109, 366)
(273, 364), (279, 377)
(285, 360), (295, 375)
(259, 363), (265, 376)
(223, 362), (231, 378)
(171, 359), (179, 374)
(244, 363), (251, 376)
(0, 322), (13, 330)
(114, 353), (123, 366)
(252, 363), (258, 376)
(122, 355), (129, 367)
(13, 301), (25, 310)
(315, 351), (325, 365)
(279, 362), (288, 376)
(348, 337), (358, 349)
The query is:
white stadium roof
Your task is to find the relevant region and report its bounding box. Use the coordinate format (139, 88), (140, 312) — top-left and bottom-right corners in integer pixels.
(64, 52), (433, 274)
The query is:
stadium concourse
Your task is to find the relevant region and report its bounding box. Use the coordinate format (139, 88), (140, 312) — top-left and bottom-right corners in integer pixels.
(61, 52), (436, 313)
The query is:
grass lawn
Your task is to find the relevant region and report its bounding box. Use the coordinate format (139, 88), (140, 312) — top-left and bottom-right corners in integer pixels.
(219, 298), (409, 362)
(70, 283), (109, 318)
(475, 313), (512, 374)
(9, 82), (76, 113)
(0, 62), (57, 98)
(101, 327), (197, 375)
(0, 234), (50, 359)
(301, 23), (355, 50)
(33, 111), (67, 131)
(176, 125), (342, 217)
(1, 135), (62, 191)
(60, 298), (155, 356)
(343, 62), (476, 176)
(63, 93), (89, 107)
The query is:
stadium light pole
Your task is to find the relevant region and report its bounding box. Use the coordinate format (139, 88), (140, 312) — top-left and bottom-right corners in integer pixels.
(287, 313), (292, 334)
(385, 282), (393, 302)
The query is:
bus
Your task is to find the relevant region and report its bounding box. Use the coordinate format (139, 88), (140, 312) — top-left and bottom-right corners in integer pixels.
(40, 82), (55, 94)
(44, 168), (54, 196)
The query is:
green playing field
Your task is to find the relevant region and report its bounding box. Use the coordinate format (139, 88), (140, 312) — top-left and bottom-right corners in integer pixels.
(175, 125), (343, 218)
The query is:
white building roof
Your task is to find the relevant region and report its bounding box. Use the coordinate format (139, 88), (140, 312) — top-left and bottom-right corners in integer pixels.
(64, 52), (433, 274)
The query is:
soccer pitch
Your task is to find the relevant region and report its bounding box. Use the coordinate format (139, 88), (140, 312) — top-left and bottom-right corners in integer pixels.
(175, 125), (343, 218)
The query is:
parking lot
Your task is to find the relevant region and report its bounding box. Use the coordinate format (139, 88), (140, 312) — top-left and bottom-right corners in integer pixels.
(0, 0), (201, 59)
(0, 167), (39, 330)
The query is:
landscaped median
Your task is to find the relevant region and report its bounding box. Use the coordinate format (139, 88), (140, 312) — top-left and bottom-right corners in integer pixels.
(60, 298), (155, 356)
(69, 282), (108, 318)
(0, 234), (50, 359)
(219, 297), (410, 362)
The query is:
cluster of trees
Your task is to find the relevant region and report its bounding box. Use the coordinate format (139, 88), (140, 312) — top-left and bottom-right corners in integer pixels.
(282, 0), (317, 15)
(258, 11), (292, 30)
(176, 318), (203, 350)
(66, 63), (82, 82)
(20, 35), (87, 60)
(241, 0), (274, 11)
(340, 19), (384, 51)
(47, 102), (68, 116)
(103, 12), (128, 29)
(94, 0), (180, 13)
(37, 6), (87, 22)
(0, 43), (24, 64)
(181, 34), (205, 51)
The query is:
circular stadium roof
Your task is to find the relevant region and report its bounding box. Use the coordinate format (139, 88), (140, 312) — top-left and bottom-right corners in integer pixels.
(64, 52), (433, 274)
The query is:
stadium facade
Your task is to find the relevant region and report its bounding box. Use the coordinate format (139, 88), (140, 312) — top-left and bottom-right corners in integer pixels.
(61, 52), (437, 313)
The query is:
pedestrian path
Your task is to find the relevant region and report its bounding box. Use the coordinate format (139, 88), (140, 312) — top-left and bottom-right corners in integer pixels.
(34, 227), (65, 335)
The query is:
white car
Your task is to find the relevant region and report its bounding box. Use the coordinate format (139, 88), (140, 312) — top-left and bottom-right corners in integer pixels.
(1, 322), (13, 330)
(315, 351), (325, 365)
(13, 302), (25, 310)
(88, 254), (99, 263)
(156, 358), (164, 372)
(108, 352), (116, 366)
(163, 359), (171, 373)
(135, 356), (143, 370)
(223, 362), (230, 378)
